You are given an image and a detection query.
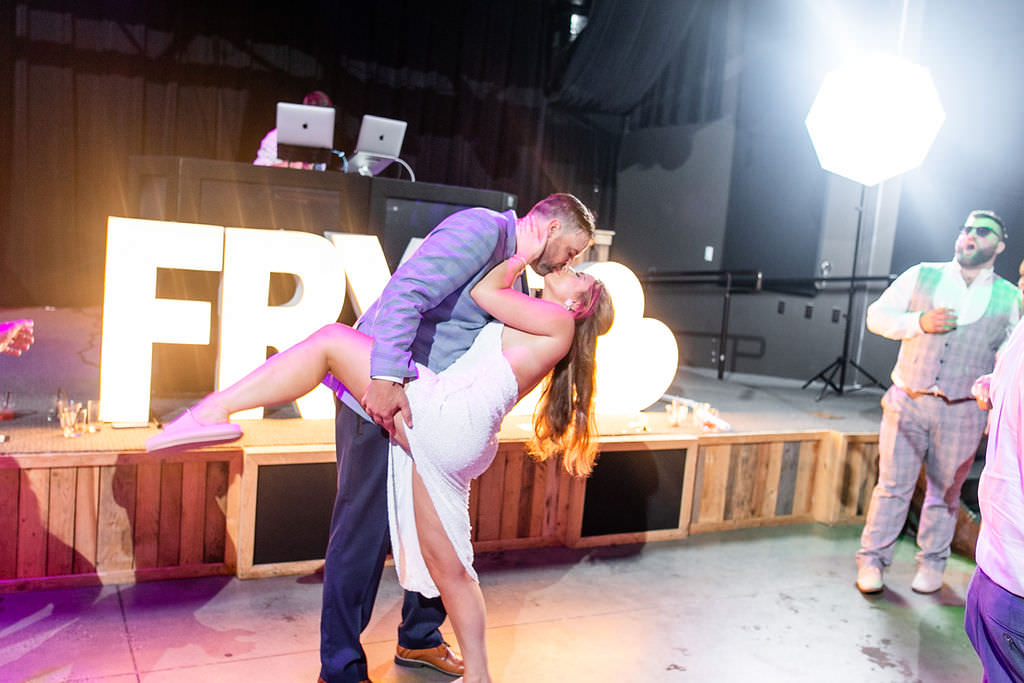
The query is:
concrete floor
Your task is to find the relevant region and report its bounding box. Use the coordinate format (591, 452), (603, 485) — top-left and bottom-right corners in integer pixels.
(0, 524), (982, 682)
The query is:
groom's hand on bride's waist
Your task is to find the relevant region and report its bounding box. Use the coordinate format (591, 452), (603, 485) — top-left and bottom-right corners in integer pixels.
(362, 378), (413, 438)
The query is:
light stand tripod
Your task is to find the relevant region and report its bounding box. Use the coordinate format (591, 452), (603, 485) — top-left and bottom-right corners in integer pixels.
(803, 184), (886, 399)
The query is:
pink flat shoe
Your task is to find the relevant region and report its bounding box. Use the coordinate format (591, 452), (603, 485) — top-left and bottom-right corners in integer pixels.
(145, 409), (242, 454)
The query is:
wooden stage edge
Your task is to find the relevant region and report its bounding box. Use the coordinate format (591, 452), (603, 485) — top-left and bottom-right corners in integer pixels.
(0, 413), (879, 592)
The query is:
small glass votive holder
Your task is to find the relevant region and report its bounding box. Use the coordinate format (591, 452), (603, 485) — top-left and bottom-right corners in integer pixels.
(85, 400), (101, 433)
(665, 399), (689, 427)
(59, 400), (85, 438)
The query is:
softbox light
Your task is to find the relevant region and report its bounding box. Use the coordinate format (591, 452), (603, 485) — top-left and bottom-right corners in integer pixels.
(805, 53), (945, 187)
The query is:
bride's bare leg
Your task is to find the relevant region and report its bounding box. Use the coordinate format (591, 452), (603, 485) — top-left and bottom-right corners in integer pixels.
(411, 466), (491, 683)
(190, 323), (373, 423)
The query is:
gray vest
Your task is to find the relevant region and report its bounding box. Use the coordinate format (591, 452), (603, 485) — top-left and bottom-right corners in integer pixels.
(895, 265), (1019, 397)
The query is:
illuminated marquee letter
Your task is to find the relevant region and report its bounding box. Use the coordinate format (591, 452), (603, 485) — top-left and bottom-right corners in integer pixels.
(219, 228), (348, 419)
(325, 232), (392, 316)
(510, 261), (678, 415)
(585, 261), (678, 413)
(99, 217), (224, 424)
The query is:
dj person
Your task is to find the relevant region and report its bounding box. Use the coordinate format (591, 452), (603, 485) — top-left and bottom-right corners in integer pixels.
(253, 90), (333, 169)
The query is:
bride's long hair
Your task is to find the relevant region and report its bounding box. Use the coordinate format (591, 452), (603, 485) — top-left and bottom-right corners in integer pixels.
(528, 281), (614, 476)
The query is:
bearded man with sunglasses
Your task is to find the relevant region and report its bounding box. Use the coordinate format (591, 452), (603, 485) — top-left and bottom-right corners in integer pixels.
(856, 210), (1021, 596)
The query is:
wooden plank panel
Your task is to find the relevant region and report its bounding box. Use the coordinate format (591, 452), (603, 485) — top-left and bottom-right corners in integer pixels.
(726, 444), (758, 522)
(749, 444), (771, 520)
(96, 465), (136, 572)
(0, 468), (19, 579)
(792, 441), (818, 516)
(689, 447), (706, 524)
(17, 469), (49, 578)
(696, 445), (731, 524)
(133, 462), (161, 570)
(73, 467), (100, 574)
(810, 432), (845, 524)
(842, 440), (865, 517)
(499, 450), (524, 539)
(222, 453), (242, 571)
(722, 445), (741, 521)
(204, 461), (228, 564)
(774, 442), (800, 516)
(527, 456), (548, 538)
(695, 431), (831, 447)
(46, 468), (77, 576)
(561, 471), (585, 547)
(542, 456), (563, 539)
(677, 446), (696, 536)
(475, 450), (506, 542)
(837, 440), (853, 513)
(180, 461), (207, 566)
(235, 455), (259, 576)
(858, 443), (879, 516)
(760, 442), (784, 518)
(687, 515), (814, 534)
(158, 462), (183, 567)
(515, 457), (537, 538)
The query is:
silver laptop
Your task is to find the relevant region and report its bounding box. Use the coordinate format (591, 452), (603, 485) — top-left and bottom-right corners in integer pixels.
(348, 114), (407, 176)
(276, 102), (335, 150)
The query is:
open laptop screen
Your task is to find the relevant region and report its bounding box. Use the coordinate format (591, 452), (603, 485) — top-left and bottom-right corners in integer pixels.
(348, 114), (407, 176)
(276, 102), (335, 163)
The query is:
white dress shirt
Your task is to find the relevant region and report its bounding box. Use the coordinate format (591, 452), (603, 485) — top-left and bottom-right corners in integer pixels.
(976, 318), (1024, 597)
(866, 260), (1018, 391)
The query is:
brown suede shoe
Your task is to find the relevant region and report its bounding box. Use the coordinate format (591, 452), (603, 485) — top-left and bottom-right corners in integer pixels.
(394, 642), (465, 676)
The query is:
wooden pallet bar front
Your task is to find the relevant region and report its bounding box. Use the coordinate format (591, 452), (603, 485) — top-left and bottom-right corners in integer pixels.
(0, 422), (883, 588)
(812, 432), (881, 525)
(687, 432), (826, 533)
(0, 449), (242, 593)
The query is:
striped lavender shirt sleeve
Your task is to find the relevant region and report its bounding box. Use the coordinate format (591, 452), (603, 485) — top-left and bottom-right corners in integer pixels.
(363, 208), (511, 380)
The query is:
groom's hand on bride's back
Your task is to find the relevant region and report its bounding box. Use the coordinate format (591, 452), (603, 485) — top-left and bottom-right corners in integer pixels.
(362, 378), (413, 438)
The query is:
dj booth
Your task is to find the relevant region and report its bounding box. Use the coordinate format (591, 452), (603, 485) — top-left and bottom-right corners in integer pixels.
(128, 156), (517, 269)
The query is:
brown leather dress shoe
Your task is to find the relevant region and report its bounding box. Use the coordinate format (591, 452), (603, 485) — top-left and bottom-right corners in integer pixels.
(394, 642), (465, 676)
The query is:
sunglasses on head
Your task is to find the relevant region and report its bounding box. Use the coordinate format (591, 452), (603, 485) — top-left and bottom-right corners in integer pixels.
(960, 225), (1002, 239)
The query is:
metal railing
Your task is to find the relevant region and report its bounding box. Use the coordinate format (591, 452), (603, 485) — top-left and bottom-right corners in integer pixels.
(641, 270), (897, 384)
(641, 269), (763, 379)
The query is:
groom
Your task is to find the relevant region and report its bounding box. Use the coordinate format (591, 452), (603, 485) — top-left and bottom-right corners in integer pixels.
(318, 193), (596, 683)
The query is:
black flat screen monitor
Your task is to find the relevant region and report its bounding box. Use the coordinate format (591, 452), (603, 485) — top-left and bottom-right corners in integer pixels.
(367, 177), (517, 270)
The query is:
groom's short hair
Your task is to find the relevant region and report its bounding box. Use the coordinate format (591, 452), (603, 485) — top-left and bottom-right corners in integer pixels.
(531, 193), (596, 238)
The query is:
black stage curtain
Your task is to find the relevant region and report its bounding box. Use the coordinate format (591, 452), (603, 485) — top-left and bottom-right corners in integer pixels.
(1, 1), (728, 307)
(545, 0), (727, 227)
(550, 0), (712, 119)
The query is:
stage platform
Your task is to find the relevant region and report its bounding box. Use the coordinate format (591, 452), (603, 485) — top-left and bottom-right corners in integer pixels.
(0, 306), (886, 591)
(0, 307), (886, 434)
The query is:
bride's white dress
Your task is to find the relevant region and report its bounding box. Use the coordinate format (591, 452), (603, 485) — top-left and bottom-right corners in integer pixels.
(387, 322), (519, 597)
